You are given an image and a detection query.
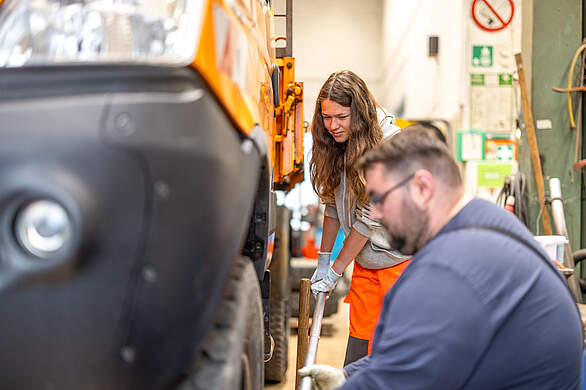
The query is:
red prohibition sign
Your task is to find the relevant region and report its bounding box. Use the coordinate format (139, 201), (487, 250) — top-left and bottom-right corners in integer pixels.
(471, 0), (515, 32)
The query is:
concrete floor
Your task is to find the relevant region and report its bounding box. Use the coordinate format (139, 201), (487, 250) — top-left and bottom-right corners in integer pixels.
(265, 301), (349, 390)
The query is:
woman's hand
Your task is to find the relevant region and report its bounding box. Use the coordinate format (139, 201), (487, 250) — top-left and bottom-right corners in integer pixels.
(310, 267), (342, 297)
(311, 251), (332, 283)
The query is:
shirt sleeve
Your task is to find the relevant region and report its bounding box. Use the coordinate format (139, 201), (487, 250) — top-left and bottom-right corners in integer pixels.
(351, 219), (370, 237)
(324, 202), (338, 220)
(344, 355), (372, 377)
(340, 264), (493, 390)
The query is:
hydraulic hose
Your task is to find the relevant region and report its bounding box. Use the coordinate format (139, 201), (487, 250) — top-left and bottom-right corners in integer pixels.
(567, 44), (586, 128)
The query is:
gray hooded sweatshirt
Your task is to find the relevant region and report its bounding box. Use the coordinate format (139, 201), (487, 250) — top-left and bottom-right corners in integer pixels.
(323, 107), (409, 269)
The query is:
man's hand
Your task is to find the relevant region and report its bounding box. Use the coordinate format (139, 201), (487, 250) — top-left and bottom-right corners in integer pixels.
(311, 267), (341, 296)
(310, 251), (332, 283)
(298, 364), (346, 390)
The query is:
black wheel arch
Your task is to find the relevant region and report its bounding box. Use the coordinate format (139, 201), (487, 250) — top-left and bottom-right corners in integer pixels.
(242, 125), (276, 281)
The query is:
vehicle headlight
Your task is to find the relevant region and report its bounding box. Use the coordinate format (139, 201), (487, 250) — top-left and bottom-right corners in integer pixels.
(14, 200), (73, 258)
(0, 0), (205, 67)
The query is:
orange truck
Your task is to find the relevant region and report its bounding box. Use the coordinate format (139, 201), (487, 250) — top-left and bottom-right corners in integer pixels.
(0, 0), (303, 388)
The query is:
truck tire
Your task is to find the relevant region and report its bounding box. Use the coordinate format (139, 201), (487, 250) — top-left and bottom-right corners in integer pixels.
(175, 256), (264, 390)
(265, 205), (291, 382)
(264, 297), (290, 382)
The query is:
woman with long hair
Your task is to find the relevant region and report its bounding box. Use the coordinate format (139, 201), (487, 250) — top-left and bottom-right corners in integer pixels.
(309, 70), (410, 365)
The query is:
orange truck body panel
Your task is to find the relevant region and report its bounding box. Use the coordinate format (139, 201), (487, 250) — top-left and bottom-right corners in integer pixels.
(192, 0), (303, 190)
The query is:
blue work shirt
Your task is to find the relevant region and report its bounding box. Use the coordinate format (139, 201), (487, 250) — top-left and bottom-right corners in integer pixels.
(343, 198), (583, 389)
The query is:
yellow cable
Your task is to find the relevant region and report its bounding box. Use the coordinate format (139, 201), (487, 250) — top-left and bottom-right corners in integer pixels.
(567, 44), (586, 128)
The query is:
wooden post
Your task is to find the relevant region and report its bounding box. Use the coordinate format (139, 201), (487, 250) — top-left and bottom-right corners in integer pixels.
(515, 53), (553, 235)
(295, 279), (311, 389)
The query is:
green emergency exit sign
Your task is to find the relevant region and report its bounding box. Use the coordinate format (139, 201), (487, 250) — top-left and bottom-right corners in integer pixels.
(498, 73), (513, 85)
(471, 73), (513, 86)
(472, 45), (493, 67)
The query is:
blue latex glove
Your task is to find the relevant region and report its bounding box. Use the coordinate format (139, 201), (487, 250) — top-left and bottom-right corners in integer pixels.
(310, 251), (331, 283)
(311, 267), (342, 296)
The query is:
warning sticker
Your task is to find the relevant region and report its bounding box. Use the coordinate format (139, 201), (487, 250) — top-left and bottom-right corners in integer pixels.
(471, 73), (485, 86)
(477, 163), (513, 187)
(471, 0), (515, 32)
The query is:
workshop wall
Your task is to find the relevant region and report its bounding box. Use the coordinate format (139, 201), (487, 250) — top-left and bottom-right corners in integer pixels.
(292, 0), (384, 120)
(379, 0), (523, 203)
(379, 0), (467, 125)
(283, 0), (586, 276)
(278, 0), (384, 208)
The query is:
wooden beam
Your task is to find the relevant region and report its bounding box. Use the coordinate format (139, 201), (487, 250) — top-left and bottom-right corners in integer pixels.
(515, 53), (553, 235)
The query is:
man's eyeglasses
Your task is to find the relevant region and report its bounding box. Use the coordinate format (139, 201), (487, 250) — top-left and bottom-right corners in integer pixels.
(370, 173), (415, 207)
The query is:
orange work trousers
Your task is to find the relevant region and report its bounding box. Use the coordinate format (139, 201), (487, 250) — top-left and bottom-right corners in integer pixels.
(343, 260), (411, 352)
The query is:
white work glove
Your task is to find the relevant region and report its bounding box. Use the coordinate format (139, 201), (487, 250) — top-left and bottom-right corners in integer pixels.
(298, 364), (346, 390)
(311, 267), (342, 296)
(310, 251), (332, 283)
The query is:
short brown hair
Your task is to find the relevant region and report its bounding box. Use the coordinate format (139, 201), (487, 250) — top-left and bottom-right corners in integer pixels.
(358, 125), (462, 187)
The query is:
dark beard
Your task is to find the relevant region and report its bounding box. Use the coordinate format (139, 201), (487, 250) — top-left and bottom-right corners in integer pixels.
(384, 196), (429, 256)
(380, 220), (410, 255)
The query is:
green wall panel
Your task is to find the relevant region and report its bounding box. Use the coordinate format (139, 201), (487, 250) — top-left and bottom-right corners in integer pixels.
(521, 0), (582, 255)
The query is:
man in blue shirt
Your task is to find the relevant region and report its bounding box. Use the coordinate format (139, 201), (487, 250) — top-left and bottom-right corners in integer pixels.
(299, 126), (583, 389)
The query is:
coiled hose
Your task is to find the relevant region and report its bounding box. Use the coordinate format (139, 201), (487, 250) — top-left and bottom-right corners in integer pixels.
(497, 172), (530, 228)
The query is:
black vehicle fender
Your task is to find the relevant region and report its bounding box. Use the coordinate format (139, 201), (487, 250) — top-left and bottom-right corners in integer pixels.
(0, 66), (269, 389)
(243, 125), (276, 280)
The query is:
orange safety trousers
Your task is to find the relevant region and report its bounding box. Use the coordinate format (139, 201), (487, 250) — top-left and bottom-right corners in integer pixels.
(344, 260), (411, 352)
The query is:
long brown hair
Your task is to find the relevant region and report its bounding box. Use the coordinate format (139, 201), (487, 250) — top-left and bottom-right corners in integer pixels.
(310, 70), (383, 205)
